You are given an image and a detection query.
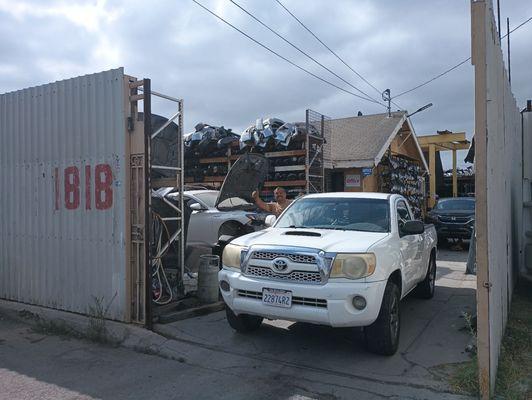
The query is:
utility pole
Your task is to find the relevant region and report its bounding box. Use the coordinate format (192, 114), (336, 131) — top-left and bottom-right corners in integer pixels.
(382, 89), (391, 117)
(507, 17), (511, 85)
(497, 0), (501, 41)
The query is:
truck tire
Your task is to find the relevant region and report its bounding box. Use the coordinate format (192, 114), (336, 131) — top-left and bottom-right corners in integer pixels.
(364, 281), (401, 356)
(226, 307), (263, 333)
(414, 253), (436, 299)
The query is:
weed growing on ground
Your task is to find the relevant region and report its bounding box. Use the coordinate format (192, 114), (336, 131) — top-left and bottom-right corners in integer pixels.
(449, 355), (479, 395)
(32, 318), (81, 339)
(494, 283), (532, 399)
(28, 293), (121, 346)
(86, 294), (119, 345)
(448, 282), (532, 398)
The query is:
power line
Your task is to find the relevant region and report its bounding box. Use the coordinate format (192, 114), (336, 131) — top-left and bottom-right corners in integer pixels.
(229, 0), (383, 105)
(190, 0), (383, 105)
(274, 0), (383, 97)
(394, 58), (470, 99)
(394, 15), (532, 99)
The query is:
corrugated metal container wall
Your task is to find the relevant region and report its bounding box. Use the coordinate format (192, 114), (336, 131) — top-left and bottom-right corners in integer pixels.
(0, 68), (128, 321)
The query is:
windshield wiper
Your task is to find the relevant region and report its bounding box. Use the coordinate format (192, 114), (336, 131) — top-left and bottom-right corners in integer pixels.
(288, 225), (308, 229)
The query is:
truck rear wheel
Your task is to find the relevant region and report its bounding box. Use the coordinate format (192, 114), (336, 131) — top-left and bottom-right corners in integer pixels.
(226, 307), (263, 333)
(364, 281), (401, 356)
(414, 254), (436, 299)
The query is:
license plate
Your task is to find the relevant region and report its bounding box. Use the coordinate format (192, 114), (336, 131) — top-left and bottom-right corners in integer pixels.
(262, 288), (292, 308)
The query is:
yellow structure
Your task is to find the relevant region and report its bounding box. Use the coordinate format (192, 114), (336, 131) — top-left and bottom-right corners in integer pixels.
(418, 131), (470, 208)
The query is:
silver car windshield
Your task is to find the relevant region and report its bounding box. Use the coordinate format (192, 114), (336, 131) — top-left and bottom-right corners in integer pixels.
(194, 192), (218, 208)
(276, 198), (390, 233)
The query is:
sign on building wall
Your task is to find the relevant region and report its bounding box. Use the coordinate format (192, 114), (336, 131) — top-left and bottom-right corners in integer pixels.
(362, 167), (373, 177)
(345, 174), (361, 188)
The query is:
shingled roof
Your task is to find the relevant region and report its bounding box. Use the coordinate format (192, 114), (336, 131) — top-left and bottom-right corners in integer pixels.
(324, 111), (427, 170)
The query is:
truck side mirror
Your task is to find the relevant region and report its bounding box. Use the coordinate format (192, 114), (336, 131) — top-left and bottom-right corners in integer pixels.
(265, 215), (277, 227)
(401, 220), (424, 236)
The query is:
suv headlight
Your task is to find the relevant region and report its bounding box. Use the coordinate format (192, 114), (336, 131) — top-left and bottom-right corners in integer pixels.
(330, 253), (376, 279)
(222, 244), (245, 269)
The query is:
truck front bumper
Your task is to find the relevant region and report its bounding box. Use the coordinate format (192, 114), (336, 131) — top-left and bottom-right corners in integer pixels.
(219, 268), (388, 328)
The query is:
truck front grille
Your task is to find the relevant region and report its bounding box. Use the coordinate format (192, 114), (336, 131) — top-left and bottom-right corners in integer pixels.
(245, 265), (322, 284)
(237, 290), (327, 308)
(251, 251), (317, 264)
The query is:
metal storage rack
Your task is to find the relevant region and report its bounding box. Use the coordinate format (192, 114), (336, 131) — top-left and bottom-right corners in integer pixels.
(184, 109), (328, 198)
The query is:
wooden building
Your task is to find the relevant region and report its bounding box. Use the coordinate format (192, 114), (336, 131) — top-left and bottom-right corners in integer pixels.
(324, 111), (429, 217)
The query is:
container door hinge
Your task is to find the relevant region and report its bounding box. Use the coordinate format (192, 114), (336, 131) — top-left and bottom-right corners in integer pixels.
(483, 281), (492, 290)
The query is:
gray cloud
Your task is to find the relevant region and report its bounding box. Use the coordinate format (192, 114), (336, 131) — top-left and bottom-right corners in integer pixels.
(1, 0), (531, 169)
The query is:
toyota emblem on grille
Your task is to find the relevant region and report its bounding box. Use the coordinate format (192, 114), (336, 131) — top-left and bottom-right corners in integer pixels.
(272, 258), (289, 272)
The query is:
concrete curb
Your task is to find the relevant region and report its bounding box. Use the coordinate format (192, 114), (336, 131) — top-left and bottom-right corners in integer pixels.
(0, 299), (168, 356)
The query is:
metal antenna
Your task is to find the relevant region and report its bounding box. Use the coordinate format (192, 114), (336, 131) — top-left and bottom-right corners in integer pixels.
(382, 89), (391, 117)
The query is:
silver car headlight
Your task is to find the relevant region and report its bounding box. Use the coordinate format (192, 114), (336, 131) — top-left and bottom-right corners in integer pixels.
(330, 253), (376, 279)
(222, 244), (245, 270)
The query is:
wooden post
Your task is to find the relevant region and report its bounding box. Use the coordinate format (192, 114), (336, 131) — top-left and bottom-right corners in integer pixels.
(452, 149), (458, 197)
(472, 1), (490, 397)
(429, 144), (436, 208)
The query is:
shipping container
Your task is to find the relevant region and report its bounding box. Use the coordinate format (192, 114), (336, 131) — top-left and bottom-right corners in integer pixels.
(0, 68), (184, 325)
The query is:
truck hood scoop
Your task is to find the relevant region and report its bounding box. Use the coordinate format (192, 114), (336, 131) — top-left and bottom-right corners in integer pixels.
(284, 231), (322, 237)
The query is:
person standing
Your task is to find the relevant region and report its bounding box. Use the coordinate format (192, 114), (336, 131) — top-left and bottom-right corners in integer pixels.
(252, 187), (292, 217)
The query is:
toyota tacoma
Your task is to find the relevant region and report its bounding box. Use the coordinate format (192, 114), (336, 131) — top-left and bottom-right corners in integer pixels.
(218, 193), (437, 355)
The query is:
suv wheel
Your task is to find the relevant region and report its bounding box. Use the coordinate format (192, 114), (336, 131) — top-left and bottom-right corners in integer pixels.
(414, 254), (436, 299)
(364, 281), (401, 356)
(226, 307), (263, 333)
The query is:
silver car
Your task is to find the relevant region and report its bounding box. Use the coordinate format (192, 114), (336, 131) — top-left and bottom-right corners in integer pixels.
(185, 190), (254, 247)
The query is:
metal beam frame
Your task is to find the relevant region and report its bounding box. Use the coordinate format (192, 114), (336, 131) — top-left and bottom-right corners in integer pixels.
(128, 79), (184, 328)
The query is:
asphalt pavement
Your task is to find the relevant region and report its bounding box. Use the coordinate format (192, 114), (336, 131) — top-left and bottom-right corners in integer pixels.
(0, 248), (476, 400)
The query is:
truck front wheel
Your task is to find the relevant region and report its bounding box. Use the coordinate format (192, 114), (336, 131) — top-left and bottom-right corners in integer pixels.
(226, 307), (263, 333)
(364, 281), (401, 356)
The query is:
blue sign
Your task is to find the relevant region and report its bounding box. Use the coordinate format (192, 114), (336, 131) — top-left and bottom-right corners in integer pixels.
(362, 167), (373, 176)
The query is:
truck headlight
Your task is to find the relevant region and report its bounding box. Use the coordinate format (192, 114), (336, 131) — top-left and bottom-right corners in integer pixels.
(222, 244), (245, 269)
(330, 253), (376, 279)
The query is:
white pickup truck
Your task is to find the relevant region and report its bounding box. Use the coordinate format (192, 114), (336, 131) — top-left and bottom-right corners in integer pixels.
(219, 193), (437, 355)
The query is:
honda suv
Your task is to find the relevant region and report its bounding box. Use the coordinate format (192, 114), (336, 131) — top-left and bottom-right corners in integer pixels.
(426, 197), (475, 242)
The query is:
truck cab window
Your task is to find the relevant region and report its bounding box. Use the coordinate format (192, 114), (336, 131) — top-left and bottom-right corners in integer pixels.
(396, 200), (412, 229)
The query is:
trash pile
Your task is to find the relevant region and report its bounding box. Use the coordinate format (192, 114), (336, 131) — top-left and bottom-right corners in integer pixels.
(183, 117), (318, 158)
(239, 118), (312, 152)
(184, 123), (239, 158)
(184, 117), (319, 184)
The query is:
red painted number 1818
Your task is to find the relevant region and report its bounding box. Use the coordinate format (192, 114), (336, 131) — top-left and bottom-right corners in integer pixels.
(54, 164), (113, 210)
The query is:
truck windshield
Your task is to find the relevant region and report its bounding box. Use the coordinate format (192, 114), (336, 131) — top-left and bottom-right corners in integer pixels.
(276, 198), (390, 233)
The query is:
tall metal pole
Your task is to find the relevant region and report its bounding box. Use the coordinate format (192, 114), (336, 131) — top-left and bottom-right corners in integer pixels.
(497, 0), (501, 41)
(143, 78), (153, 330)
(507, 17), (511, 85)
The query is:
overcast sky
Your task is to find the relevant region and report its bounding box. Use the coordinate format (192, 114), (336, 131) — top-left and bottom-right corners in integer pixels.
(1, 0), (531, 168)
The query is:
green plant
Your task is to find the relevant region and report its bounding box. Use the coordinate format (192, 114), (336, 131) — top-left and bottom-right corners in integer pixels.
(449, 356), (479, 396)
(86, 293), (118, 345)
(32, 318), (80, 339)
